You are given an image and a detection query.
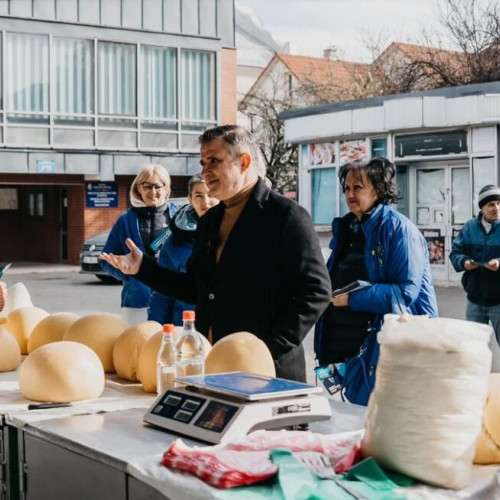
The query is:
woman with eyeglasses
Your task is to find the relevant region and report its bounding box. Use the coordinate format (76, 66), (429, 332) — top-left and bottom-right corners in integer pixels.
(147, 174), (219, 325)
(101, 164), (177, 325)
(314, 157), (438, 400)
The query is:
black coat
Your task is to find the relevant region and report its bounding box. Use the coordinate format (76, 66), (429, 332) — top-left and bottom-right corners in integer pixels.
(137, 179), (331, 381)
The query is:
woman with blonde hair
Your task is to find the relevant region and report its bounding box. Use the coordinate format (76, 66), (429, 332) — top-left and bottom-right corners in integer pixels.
(101, 164), (177, 325)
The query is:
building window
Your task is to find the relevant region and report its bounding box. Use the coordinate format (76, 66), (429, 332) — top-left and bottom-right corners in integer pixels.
(98, 42), (136, 124)
(141, 45), (177, 130)
(181, 50), (215, 131)
(26, 190), (46, 218)
(5, 33), (49, 123)
(53, 37), (94, 126)
(311, 168), (336, 225)
(472, 156), (495, 216)
(396, 165), (409, 217)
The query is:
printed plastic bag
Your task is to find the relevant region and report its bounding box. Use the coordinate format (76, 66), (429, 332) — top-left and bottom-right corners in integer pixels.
(362, 315), (492, 489)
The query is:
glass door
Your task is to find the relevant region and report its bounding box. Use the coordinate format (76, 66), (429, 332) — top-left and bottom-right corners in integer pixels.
(450, 165), (471, 282)
(413, 163), (470, 282)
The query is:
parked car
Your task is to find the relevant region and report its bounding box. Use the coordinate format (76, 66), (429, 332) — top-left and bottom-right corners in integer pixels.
(79, 198), (189, 283)
(80, 230), (120, 283)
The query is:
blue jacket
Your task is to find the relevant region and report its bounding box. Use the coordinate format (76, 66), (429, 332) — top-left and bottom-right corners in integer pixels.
(101, 205), (176, 308)
(315, 203), (439, 359)
(148, 205), (197, 325)
(449, 213), (500, 305)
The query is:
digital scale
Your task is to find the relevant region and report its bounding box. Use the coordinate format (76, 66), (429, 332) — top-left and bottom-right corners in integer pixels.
(144, 372), (331, 444)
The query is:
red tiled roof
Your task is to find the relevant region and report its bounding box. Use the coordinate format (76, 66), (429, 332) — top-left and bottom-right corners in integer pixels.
(276, 52), (370, 91)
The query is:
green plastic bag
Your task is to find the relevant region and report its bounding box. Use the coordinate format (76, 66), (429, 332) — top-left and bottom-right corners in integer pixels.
(213, 450), (413, 500)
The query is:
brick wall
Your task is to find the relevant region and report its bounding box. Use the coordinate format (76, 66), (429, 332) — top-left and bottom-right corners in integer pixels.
(221, 47), (237, 124)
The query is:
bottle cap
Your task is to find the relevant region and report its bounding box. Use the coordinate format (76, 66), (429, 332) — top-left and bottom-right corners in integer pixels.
(183, 310), (195, 321)
(162, 324), (174, 334)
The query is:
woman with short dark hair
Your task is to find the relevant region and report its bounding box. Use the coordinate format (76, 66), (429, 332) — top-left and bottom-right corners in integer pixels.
(315, 157), (438, 381)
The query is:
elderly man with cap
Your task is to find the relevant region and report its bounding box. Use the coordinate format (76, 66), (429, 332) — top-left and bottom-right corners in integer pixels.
(450, 184), (500, 346)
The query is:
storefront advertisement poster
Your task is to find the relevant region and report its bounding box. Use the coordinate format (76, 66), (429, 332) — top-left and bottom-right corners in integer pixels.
(311, 142), (335, 165)
(421, 228), (445, 265)
(340, 140), (367, 163)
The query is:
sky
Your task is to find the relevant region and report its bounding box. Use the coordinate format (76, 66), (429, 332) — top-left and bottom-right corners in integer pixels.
(236, 0), (443, 62)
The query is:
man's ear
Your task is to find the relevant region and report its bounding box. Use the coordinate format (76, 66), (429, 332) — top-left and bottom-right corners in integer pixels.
(239, 152), (252, 172)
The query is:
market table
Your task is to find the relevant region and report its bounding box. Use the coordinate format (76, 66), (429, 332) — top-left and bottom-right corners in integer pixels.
(0, 369), (155, 500)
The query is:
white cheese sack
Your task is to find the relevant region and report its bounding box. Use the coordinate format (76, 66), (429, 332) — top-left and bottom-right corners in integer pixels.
(361, 314), (492, 490)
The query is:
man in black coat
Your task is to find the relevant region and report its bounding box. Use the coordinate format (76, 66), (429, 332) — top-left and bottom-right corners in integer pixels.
(101, 125), (331, 382)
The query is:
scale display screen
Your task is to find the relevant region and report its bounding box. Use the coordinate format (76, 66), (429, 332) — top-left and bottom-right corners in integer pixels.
(194, 400), (239, 433)
(175, 372), (322, 401)
(151, 391), (207, 424)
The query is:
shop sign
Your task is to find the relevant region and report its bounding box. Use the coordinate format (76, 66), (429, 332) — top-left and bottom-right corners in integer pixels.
(86, 182), (118, 208)
(421, 228), (445, 265)
(36, 159), (56, 173)
(395, 131), (467, 157)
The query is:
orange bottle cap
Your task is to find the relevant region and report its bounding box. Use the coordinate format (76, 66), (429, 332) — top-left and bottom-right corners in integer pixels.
(163, 324), (174, 334)
(183, 310), (195, 321)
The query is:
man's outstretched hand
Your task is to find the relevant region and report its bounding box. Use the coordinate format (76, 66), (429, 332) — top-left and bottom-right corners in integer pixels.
(100, 238), (143, 275)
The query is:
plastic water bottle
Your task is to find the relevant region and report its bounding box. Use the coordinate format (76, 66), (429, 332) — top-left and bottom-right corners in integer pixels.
(157, 324), (175, 394)
(175, 311), (205, 383)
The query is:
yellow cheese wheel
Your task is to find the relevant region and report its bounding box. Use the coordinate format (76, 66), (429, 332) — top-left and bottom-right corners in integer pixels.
(205, 331), (275, 377)
(137, 328), (211, 393)
(5, 306), (49, 354)
(113, 321), (161, 381)
(137, 331), (163, 393)
(19, 341), (105, 402)
(0, 319), (21, 372)
(474, 373), (500, 464)
(27, 312), (80, 353)
(63, 313), (129, 372)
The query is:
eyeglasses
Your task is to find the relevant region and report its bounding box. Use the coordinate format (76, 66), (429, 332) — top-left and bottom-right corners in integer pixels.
(141, 182), (166, 191)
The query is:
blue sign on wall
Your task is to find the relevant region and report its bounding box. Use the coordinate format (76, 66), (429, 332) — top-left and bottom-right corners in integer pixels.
(36, 160), (57, 173)
(86, 182), (118, 208)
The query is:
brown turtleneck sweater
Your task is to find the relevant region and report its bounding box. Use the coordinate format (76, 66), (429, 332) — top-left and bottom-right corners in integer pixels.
(216, 179), (258, 263)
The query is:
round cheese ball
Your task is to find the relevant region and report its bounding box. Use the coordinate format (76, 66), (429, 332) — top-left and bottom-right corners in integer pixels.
(63, 313), (129, 372)
(19, 341), (105, 402)
(137, 331), (163, 393)
(137, 328), (211, 393)
(205, 331), (276, 377)
(113, 321), (161, 381)
(5, 306), (49, 354)
(27, 312), (80, 353)
(0, 320), (21, 372)
(474, 373), (500, 464)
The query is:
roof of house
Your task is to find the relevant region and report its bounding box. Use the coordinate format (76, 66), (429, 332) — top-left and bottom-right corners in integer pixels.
(243, 52), (370, 103)
(276, 53), (369, 87)
(376, 41), (467, 83)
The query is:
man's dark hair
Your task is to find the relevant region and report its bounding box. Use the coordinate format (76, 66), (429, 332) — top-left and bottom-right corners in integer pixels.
(199, 125), (266, 177)
(338, 156), (400, 205)
(187, 174), (206, 196)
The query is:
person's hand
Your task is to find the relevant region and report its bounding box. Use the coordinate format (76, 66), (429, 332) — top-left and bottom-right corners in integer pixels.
(331, 293), (349, 307)
(484, 259), (500, 272)
(464, 260), (479, 271)
(100, 238), (143, 275)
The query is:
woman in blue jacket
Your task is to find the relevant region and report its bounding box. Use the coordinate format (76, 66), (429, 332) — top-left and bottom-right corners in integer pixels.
(101, 164), (177, 325)
(315, 157), (438, 367)
(148, 174), (218, 325)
